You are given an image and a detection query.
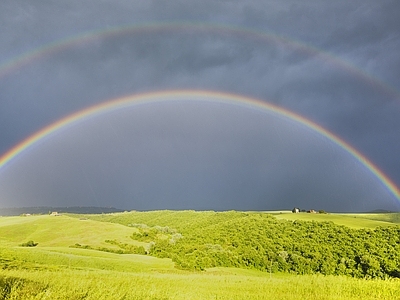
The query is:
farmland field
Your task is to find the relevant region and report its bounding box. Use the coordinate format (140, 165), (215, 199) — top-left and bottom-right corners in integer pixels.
(0, 211), (399, 299)
(273, 212), (400, 229)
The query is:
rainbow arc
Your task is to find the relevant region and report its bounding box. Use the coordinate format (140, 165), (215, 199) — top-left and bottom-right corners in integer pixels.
(0, 90), (399, 202)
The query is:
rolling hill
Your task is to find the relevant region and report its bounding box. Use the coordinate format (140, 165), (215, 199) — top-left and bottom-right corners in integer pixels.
(0, 210), (399, 299)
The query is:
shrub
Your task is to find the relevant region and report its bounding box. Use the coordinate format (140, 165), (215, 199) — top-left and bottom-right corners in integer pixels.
(20, 241), (38, 247)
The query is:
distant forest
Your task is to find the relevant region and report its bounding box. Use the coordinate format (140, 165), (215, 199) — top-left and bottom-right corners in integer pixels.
(0, 206), (124, 216)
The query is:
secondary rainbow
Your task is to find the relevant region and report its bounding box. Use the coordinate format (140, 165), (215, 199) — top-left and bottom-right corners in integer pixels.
(0, 90), (399, 202)
(0, 22), (398, 100)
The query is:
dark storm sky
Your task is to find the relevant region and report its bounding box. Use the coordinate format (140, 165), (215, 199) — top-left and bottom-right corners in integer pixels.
(0, 1), (399, 212)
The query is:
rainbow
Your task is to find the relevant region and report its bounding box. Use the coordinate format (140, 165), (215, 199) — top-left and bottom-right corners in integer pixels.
(0, 90), (399, 202)
(0, 22), (399, 100)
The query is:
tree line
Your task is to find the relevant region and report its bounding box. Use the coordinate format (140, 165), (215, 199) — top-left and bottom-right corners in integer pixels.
(86, 211), (400, 279)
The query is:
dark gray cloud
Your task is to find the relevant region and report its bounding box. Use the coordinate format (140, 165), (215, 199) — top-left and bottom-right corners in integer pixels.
(0, 100), (395, 211)
(0, 0), (399, 212)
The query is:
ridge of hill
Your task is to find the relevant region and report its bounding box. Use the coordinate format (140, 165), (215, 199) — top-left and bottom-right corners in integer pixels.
(0, 206), (124, 216)
(81, 210), (400, 230)
(274, 212), (400, 228)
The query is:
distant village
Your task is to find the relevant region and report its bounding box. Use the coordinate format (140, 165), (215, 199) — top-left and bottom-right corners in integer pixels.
(292, 208), (327, 214)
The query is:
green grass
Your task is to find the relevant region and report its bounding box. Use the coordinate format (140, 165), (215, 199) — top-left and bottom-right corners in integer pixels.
(0, 215), (145, 249)
(273, 212), (397, 229)
(342, 213), (400, 224)
(82, 210), (400, 231)
(0, 246), (174, 273)
(1, 266), (399, 299)
(0, 212), (399, 299)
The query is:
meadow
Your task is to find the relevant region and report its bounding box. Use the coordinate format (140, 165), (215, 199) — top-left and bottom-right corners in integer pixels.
(0, 211), (399, 299)
(273, 212), (398, 229)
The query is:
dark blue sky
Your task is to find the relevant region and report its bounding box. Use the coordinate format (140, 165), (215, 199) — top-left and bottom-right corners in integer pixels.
(0, 1), (399, 212)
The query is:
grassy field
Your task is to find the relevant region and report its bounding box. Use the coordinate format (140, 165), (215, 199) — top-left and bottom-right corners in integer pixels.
(0, 212), (399, 299)
(342, 213), (400, 224)
(82, 210), (400, 230)
(273, 212), (399, 229)
(0, 215), (145, 249)
(2, 267), (400, 300)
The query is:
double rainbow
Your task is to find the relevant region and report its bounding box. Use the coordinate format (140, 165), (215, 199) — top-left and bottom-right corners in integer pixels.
(0, 23), (399, 204)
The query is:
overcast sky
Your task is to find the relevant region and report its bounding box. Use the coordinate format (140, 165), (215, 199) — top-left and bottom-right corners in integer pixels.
(0, 0), (399, 212)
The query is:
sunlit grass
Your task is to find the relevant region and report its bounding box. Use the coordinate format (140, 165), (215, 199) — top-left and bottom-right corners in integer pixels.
(1, 267), (399, 299)
(1, 212), (399, 299)
(0, 215), (144, 249)
(0, 246), (174, 273)
(343, 213), (400, 224)
(274, 212), (396, 229)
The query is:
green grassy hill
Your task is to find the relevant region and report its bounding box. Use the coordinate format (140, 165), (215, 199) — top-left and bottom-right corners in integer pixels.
(0, 215), (145, 250)
(8, 210), (398, 230)
(0, 211), (399, 299)
(80, 210), (247, 233)
(81, 210), (400, 231)
(343, 213), (400, 224)
(78, 210), (400, 278)
(273, 212), (399, 229)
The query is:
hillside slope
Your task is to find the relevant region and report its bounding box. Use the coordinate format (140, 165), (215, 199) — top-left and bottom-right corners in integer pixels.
(274, 212), (398, 229)
(0, 215), (144, 249)
(79, 210), (400, 279)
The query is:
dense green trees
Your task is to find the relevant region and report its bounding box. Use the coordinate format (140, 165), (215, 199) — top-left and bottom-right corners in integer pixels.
(86, 211), (400, 279)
